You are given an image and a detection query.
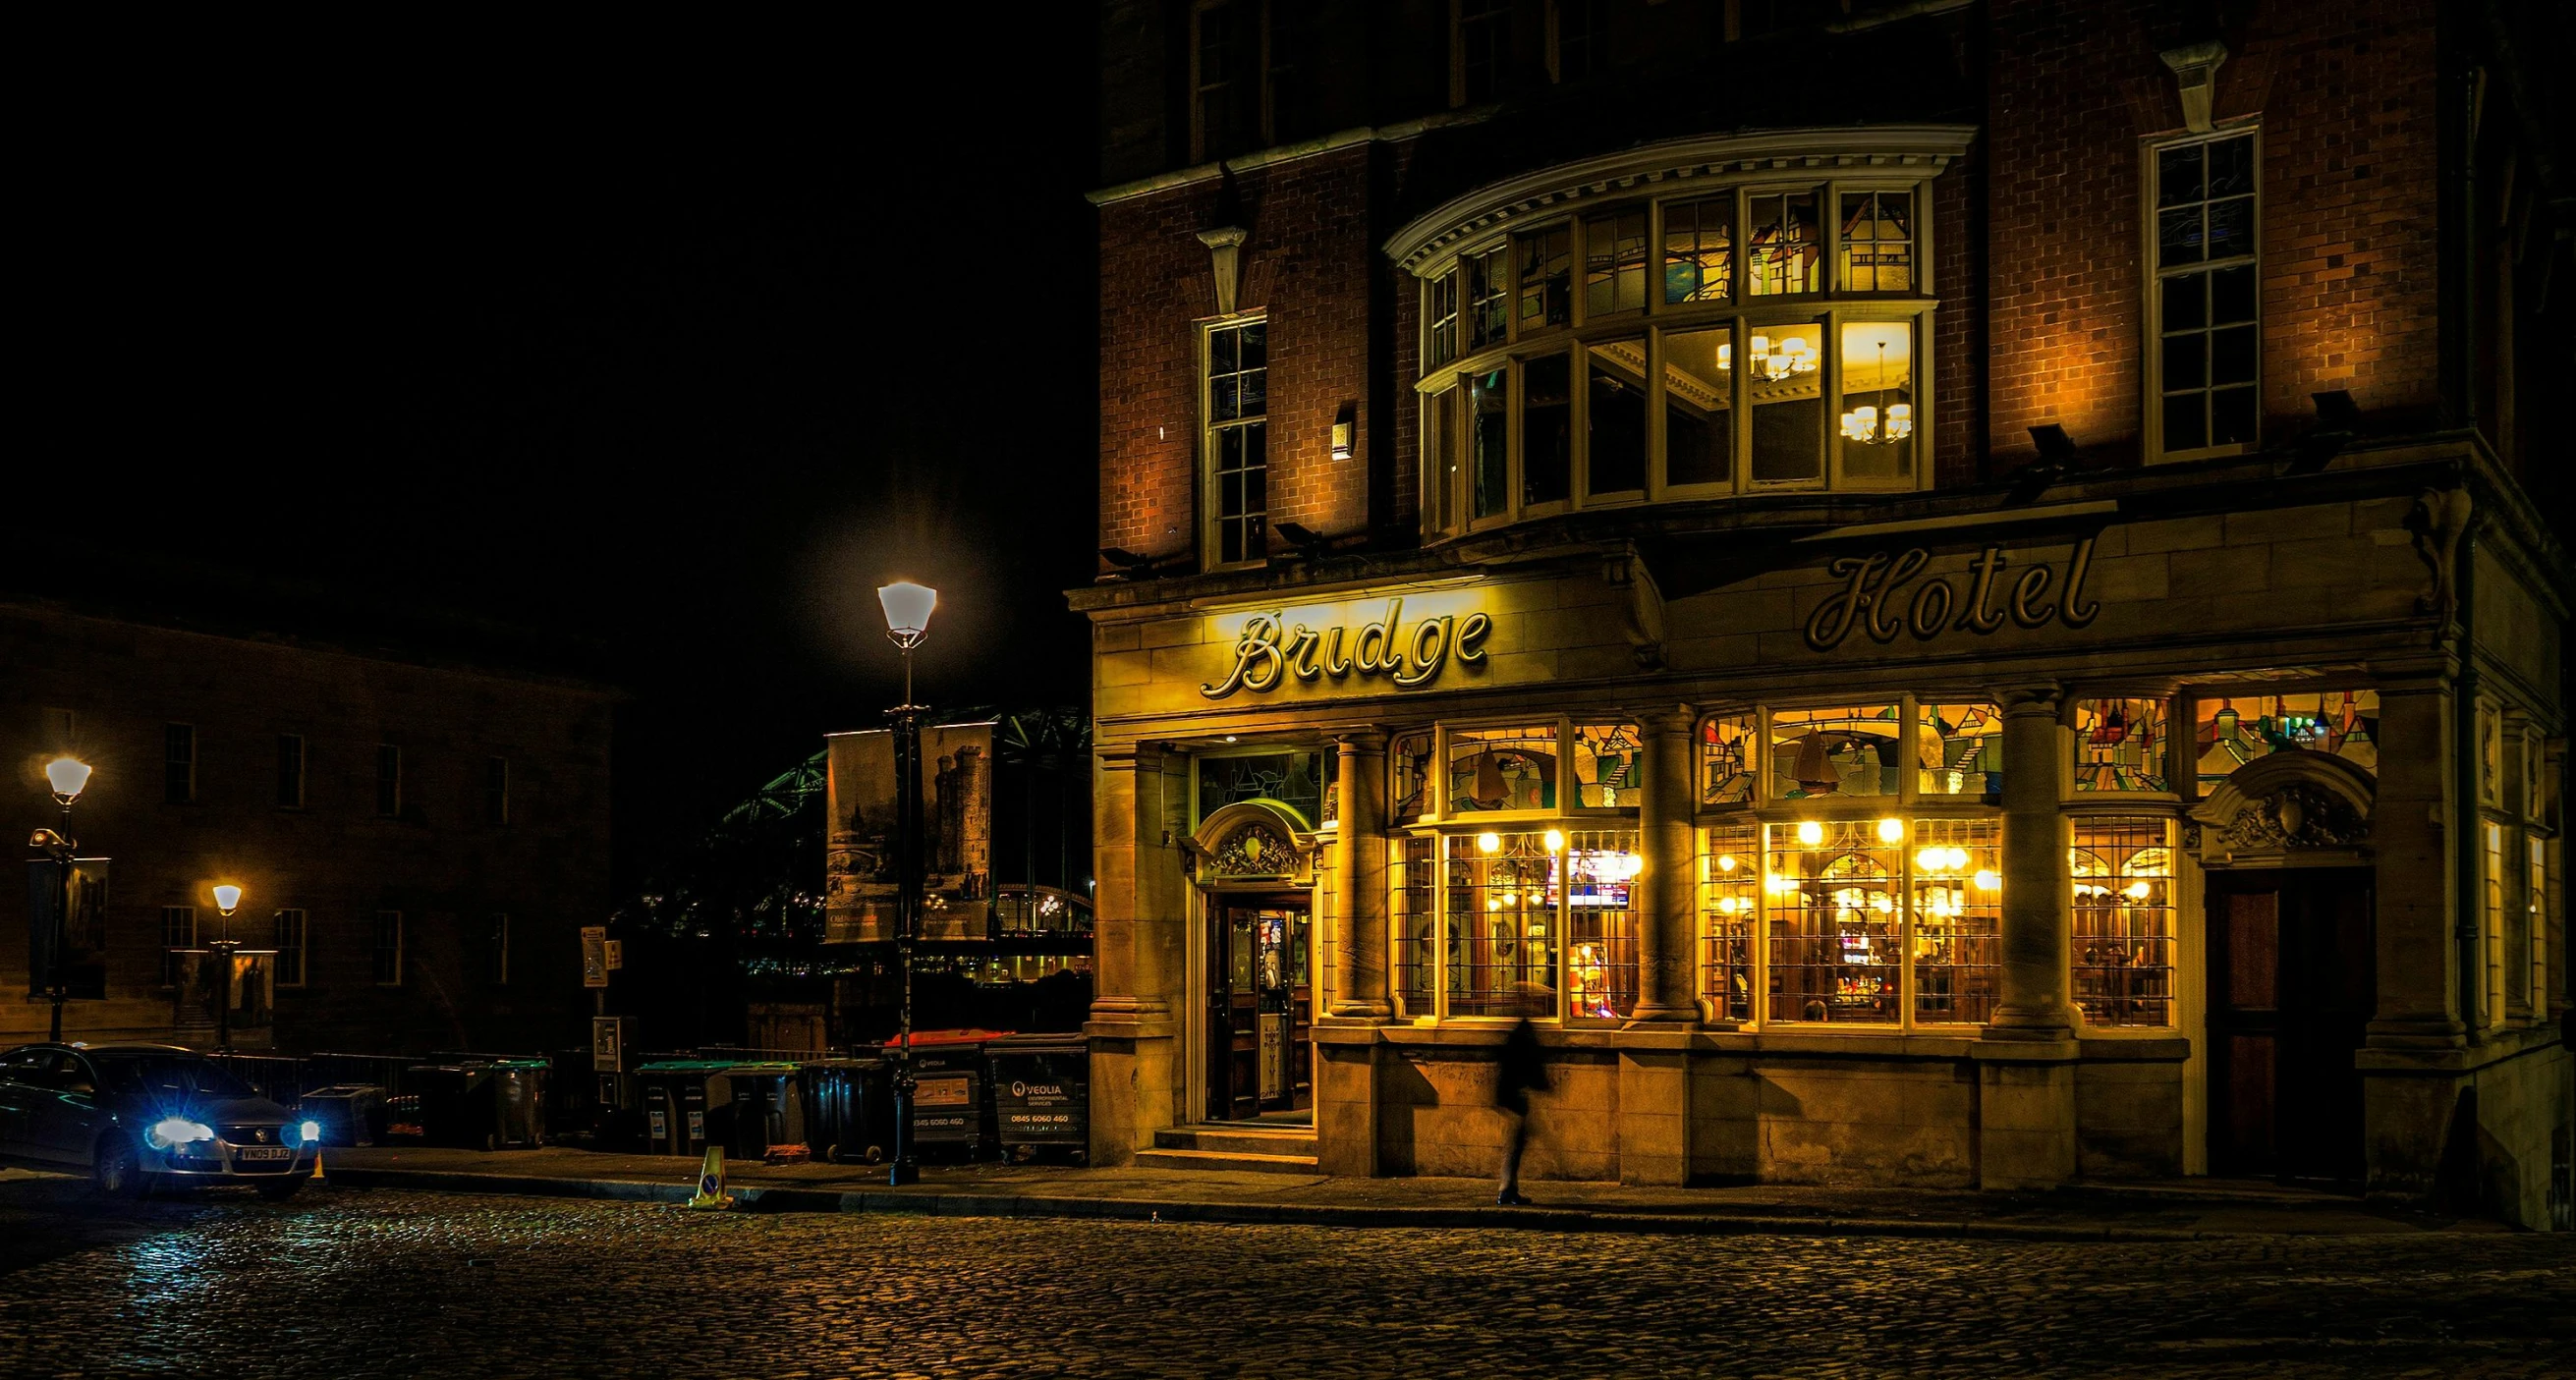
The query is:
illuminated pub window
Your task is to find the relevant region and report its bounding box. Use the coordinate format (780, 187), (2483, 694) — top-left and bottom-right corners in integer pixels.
(1916, 701), (2003, 800)
(1836, 320), (1914, 484)
(1747, 190), (1821, 296)
(1446, 830), (1562, 1017)
(1448, 724), (1560, 812)
(1769, 703), (1902, 799)
(1702, 822), (1759, 1022)
(1196, 750), (1324, 829)
(2074, 698), (2172, 793)
(2485, 821), (2507, 1026)
(1909, 818), (2001, 1023)
(1839, 191), (1914, 292)
(1662, 195), (1733, 304)
(2192, 690), (2378, 795)
(1764, 818), (1902, 1023)
(2071, 817), (2176, 1027)
(1390, 731), (1433, 822)
(1700, 713), (1757, 805)
(2151, 130), (2260, 457)
(1749, 321), (1825, 484)
(1565, 829), (1640, 1021)
(1663, 324), (1735, 488)
(1571, 723), (1642, 807)
(1204, 316), (1269, 566)
(1395, 836), (1436, 1018)
(2531, 836), (2551, 1020)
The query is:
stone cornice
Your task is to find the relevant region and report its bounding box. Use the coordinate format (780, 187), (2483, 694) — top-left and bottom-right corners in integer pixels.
(1381, 124), (1982, 273)
(1086, 107), (1500, 207)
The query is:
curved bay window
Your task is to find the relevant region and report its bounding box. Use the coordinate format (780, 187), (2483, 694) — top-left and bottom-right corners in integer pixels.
(1695, 698), (2004, 1029)
(1412, 157), (1943, 538)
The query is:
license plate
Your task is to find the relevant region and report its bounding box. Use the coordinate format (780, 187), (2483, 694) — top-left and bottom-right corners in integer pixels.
(234, 1146), (293, 1162)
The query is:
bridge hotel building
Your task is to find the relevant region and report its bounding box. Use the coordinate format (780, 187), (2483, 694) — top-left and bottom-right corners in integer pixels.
(1069, 0), (2570, 1223)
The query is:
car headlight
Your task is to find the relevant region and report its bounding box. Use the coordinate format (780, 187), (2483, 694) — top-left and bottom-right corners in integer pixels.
(144, 1117), (215, 1150)
(299, 1120), (321, 1144)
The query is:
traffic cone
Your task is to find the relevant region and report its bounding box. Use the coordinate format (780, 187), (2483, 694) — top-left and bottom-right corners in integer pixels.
(686, 1145), (735, 1211)
(310, 1146), (326, 1182)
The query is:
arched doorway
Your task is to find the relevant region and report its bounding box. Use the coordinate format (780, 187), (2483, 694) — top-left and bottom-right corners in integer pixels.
(1184, 801), (1319, 1122)
(2189, 750), (2378, 1184)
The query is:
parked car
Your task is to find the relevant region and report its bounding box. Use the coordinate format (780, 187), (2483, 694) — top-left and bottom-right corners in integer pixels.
(0, 1042), (318, 1199)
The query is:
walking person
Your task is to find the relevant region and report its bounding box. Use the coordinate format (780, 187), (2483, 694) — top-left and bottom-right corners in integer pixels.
(1493, 984), (1547, 1206)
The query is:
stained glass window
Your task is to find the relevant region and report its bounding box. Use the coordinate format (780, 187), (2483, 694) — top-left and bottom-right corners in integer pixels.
(1565, 830), (1640, 1021)
(2071, 818), (2175, 1027)
(1747, 189), (1820, 296)
(1838, 190), (1914, 292)
(1700, 712), (1757, 805)
(1516, 225), (1572, 332)
(1571, 723), (1643, 808)
(1662, 194), (1733, 304)
(2192, 690), (2378, 795)
(1446, 830), (1560, 1017)
(1918, 701), (2004, 800)
(1390, 731), (1433, 821)
(1584, 210), (1647, 316)
(1768, 703), (1901, 800)
(1447, 725), (1558, 813)
(1394, 836), (1437, 1019)
(1702, 823), (1759, 1022)
(1196, 750), (1323, 829)
(2074, 698), (2172, 793)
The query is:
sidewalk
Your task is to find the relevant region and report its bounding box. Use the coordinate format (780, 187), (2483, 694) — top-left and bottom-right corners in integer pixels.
(318, 1144), (2507, 1242)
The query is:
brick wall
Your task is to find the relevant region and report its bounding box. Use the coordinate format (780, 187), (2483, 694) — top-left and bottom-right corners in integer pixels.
(1986, 0), (2442, 468)
(1, 604), (613, 1055)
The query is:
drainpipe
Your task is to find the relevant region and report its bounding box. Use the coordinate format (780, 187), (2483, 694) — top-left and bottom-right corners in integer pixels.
(2453, 521), (2482, 1037)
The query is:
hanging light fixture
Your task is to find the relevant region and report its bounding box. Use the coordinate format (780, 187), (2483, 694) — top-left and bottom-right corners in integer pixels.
(1839, 340), (1912, 445)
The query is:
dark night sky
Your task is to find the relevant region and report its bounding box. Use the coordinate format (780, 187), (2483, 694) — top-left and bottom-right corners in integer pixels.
(24, 22), (1101, 885)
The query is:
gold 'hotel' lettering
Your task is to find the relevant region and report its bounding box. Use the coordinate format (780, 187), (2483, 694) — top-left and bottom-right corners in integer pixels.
(1806, 538), (2100, 651)
(1203, 599), (1491, 699)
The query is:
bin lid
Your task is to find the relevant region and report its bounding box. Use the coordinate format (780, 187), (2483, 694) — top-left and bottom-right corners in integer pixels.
(301, 1084), (385, 1097)
(986, 1033), (1087, 1052)
(635, 1059), (736, 1073)
(723, 1062), (801, 1075)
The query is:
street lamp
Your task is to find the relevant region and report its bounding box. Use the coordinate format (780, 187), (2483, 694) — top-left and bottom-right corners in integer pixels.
(31, 757), (90, 1042)
(210, 884), (244, 1053)
(875, 580), (936, 1187)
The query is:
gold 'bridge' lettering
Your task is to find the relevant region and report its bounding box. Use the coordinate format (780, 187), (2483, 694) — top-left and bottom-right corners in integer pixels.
(1203, 600), (1486, 699)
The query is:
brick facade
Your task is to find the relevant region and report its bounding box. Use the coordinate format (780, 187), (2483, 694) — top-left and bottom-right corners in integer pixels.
(2, 600), (613, 1056)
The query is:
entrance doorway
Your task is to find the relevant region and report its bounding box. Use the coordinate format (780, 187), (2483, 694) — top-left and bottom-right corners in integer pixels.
(1205, 898), (1312, 1121)
(2206, 867), (2375, 1183)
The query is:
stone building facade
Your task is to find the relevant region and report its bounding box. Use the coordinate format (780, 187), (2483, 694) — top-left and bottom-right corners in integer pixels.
(3, 597), (614, 1056)
(1074, 0), (2572, 1225)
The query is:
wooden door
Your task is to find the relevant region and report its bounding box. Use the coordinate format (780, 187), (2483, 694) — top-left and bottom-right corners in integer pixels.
(1208, 907), (1260, 1121)
(2207, 868), (2374, 1182)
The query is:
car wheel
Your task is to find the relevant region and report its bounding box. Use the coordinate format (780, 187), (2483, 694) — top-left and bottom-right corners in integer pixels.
(92, 1134), (147, 1199)
(254, 1179), (304, 1202)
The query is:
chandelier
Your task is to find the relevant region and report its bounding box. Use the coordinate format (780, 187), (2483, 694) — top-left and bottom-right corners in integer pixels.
(1738, 333), (1817, 382)
(1838, 340), (1912, 445)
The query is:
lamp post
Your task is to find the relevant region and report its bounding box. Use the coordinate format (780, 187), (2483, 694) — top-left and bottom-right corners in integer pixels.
(210, 884), (244, 1053)
(32, 757), (91, 1043)
(876, 580), (936, 1187)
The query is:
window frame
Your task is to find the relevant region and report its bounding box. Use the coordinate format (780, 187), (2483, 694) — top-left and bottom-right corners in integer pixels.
(275, 733), (307, 810)
(273, 909), (308, 989)
(160, 906), (196, 988)
(1200, 311), (1272, 571)
(1450, 0), (1513, 109)
(1414, 173), (1938, 538)
(372, 910), (405, 987)
(164, 723), (196, 805)
(2142, 122), (2264, 463)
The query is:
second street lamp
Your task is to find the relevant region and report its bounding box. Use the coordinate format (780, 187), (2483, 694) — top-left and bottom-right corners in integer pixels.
(32, 757), (93, 1043)
(876, 580), (936, 1187)
(210, 883), (244, 1053)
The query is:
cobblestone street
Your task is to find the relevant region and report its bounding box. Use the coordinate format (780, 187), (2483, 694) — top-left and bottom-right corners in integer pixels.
(2, 1179), (2571, 1378)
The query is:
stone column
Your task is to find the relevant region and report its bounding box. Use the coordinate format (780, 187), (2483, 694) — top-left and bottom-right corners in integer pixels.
(1629, 706), (1700, 1024)
(1329, 730), (1391, 1020)
(2364, 676), (2463, 1047)
(1988, 686), (2078, 1037)
(1087, 744), (1186, 1164)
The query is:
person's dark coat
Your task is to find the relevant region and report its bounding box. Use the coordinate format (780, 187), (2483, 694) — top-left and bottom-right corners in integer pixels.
(1494, 1017), (1545, 1116)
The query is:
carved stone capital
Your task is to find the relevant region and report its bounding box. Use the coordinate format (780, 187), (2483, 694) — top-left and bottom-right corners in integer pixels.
(2158, 39), (2229, 134)
(1198, 225), (1248, 315)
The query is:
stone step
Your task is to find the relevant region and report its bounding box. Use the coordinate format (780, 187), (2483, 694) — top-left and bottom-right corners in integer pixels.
(1132, 1147), (1321, 1176)
(1150, 1125), (1319, 1157)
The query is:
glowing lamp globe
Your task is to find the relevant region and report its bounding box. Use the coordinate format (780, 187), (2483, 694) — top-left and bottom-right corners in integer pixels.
(44, 757), (91, 804)
(876, 582), (938, 647)
(212, 885), (243, 916)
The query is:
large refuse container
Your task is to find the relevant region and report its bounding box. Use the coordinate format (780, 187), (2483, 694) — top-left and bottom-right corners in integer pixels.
(723, 1062), (806, 1159)
(485, 1058), (548, 1149)
(900, 1036), (995, 1159)
(987, 1033), (1089, 1162)
(634, 1061), (734, 1156)
(408, 1065), (497, 1149)
(296, 1084), (384, 1147)
(801, 1058), (894, 1166)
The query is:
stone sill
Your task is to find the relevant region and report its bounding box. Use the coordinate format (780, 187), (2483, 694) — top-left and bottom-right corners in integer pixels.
(1317, 1022), (2187, 1065)
(2354, 1021), (2566, 1076)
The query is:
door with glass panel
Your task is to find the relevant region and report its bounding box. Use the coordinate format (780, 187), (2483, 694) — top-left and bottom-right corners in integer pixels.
(2206, 868), (2374, 1183)
(1206, 899), (1311, 1121)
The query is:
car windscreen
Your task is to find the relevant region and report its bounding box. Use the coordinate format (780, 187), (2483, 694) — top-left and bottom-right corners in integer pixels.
(92, 1055), (258, 1102)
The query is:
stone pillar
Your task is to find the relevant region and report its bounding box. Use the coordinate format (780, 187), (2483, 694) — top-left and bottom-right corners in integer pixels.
(1629, 706), (1700, 1025)
(1087, 744), (1187, 1164)
(1988, 686), (2079, 1036)
(2364, 676), (2464, 1047)
(1329, 730), (1391, 1020)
